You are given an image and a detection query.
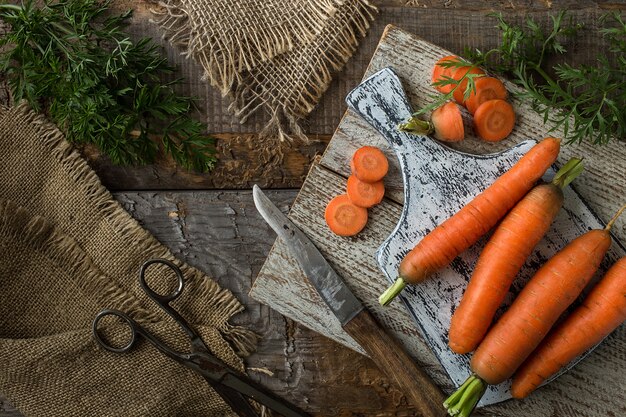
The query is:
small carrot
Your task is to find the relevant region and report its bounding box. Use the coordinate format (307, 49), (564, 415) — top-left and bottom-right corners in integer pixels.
(432, 55), (462, 94)
(448, 158), (584, 354)
(451, 66), (487, 104)
(379, 137), (561, 306)
(444, 204), (625, 417)
(350, 146), (388, 183)
(398, 102), (465, 142)
(325, 194), (368, 237)
(463, 77), (508, 115)
(473, 99), (516, 142)
(346, 175), (385, 208)
(511, 256), (626, 399)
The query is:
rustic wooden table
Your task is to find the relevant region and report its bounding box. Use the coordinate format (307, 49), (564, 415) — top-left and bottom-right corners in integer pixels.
(1, 1), (625, 416)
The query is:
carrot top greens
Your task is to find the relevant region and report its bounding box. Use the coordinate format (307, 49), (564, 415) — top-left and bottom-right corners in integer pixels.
(0, 0), (216, 171)
(473, 12), (625, 145)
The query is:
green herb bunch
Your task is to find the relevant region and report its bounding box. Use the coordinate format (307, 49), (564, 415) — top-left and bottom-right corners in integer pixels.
(0, 0), (216, 171)
(465, 12), (626, 145)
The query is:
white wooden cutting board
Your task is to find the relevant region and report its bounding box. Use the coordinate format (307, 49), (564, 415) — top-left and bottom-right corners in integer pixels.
(250, 25), (626, 416)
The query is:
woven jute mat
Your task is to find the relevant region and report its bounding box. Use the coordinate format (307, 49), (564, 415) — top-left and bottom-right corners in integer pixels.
(153, 0), (377, 139)
(0, 103), (256, 416)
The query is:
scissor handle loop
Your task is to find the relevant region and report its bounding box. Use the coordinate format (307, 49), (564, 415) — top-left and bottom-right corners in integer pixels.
(92, 309), (139, 353)
(139, 258), (184, 303)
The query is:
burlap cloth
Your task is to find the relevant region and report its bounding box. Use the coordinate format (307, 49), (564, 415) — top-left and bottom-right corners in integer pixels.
(0, 102), (257, 416)
(153, 0), (377, 139)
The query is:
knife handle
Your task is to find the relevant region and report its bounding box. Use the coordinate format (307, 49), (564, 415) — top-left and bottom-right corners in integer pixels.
(343, 308), (446, 417)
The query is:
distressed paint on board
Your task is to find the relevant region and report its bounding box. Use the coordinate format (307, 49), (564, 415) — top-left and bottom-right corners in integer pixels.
(251, 26), (626, 416)
(345, 67), (625, 405)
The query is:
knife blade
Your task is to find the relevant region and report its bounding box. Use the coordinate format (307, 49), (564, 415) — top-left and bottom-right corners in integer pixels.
(253, 185), (447, 417)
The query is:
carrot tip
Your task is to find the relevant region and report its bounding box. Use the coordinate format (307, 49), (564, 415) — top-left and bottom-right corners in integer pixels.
(379, 277), (407, 306)
(443, 374), (487, 417)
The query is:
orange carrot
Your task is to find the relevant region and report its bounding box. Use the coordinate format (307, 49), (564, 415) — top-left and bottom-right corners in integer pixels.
(432, 55), (462, 94)
(464, 77), (508, 114)
(473, 99), (516, 142)
(350, 146), (389, 183)
(398, 102), (465, 142)
(444, 204), (625, 417)
(325, 194), (368, 237)
(346, 175), (385, 208)
(452, 66), (486, 104)
(379, 137), (561, 306)
(448, 158), (584, 354)
(431, 102), (465, 142)
(511, 256), (626, 399)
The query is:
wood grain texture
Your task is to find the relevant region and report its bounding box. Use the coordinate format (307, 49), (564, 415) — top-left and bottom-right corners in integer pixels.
(251, 26), (626, 417)
(343, 309), (446, 417)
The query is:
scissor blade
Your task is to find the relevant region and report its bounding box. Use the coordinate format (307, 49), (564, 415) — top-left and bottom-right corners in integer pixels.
(219, 372), (309, 417)
(252, 185), (364, 326)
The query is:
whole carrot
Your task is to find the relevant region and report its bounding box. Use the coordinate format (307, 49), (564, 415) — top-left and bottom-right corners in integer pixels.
(379, 137), (561, 306)
(512, 256), (626, 399)
(444, 204), (626, 417)
(448, 158), (584, 354)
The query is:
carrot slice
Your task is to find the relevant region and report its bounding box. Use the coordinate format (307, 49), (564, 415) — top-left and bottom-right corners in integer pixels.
(473, 99), (516, 142)
(431, 102), (464, 142)
(325, 194), (368, 236)
(432, 55), (461, 94)
(452, 66), (486, 104)
(346, 175), (385, 208)
(464, 77), (508, 115)
(350, 146), (388, 183)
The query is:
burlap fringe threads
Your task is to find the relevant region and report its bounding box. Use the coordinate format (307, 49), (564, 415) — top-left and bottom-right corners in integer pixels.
(152, 0), (377, 141)
(3, 101), (258, 358)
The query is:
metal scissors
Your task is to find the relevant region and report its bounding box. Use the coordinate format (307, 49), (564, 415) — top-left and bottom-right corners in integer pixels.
(93, 258), (309, 417)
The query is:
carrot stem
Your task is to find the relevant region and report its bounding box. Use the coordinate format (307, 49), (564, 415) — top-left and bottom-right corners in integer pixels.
(605, 203), (626, 231)
(551, 157), (584, 189)
(398, 117), (434, 135)
(443, 374), (487, 417)
(378, 277), (407, 306)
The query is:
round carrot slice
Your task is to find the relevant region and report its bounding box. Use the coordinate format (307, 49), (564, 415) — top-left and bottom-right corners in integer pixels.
(325, 194), (368, 236)
(473, 99), (516, 142)
(452, 66), (486, 104)
(346, 175), (385, 208)
(465, 77), (508, 115)
(350, 146), (388, 183)
(432, 55), (461, 94)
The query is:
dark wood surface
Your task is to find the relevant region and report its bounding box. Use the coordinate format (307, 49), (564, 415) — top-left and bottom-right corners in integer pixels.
(343, 309), (447, 417)
(2, 1), (624, 416)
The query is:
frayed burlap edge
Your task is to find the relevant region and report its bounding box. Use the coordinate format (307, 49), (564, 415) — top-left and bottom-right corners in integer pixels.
(229, 0), (378, 142)
(0, 102), (257, 358)
(150, 0), (340, 94)
(0, 198), (161, 324)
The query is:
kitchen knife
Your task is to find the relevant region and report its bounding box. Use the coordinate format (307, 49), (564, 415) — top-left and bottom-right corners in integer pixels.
(253, 185), (446, 417)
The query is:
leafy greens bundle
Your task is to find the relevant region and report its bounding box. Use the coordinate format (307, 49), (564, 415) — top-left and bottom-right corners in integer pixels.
(0, 0), (216, 171)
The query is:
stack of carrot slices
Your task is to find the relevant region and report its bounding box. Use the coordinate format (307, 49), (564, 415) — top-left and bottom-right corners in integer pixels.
(431, 56), (516, 142)
(325, 146), (388, 236)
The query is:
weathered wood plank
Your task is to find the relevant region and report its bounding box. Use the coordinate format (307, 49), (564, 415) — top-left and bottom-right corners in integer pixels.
(84, 133), (330, 191)
(251, 26), (626, 417)
(321, 25), (626, 241)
